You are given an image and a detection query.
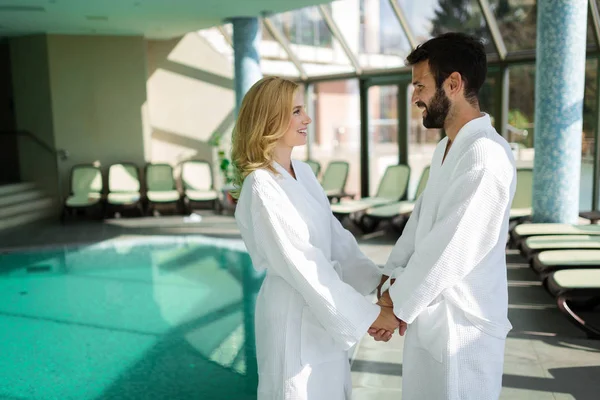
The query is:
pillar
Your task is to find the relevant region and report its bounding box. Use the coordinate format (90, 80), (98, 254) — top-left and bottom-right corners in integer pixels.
(231, 17), (262, 116)
(532, 0), (588, 222)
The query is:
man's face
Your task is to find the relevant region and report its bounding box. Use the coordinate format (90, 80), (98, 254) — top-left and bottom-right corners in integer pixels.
(411, 61), (451, 129)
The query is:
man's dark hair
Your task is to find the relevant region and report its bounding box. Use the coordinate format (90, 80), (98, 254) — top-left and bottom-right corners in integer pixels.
(406, 32), (487, 105)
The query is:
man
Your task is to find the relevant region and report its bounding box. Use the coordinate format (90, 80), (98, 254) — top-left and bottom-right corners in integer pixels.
(370, 33), (516, 400)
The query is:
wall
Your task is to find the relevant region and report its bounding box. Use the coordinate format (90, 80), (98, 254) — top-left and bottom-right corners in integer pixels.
(145, 33), (236, 188)
(46, 35), (148, 195)
(10, 35), (59, 196)
(0, 39), (19, 182)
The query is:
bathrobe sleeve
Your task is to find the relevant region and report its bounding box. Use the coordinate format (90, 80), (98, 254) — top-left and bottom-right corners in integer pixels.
(330, 215), (383, 296)
(250, 176), (380, 349)
(389, 163), (511, 324)
(381, 194), (424, 278)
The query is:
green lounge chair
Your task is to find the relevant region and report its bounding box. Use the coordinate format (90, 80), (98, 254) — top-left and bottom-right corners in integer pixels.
(331, 164), (410, 219)
(321, 161), (350, 202)
(532, 249), (600, 276)
(510, 223), (600, 249)
(305, 160), (321, 177)
(521, 235), (600, 260)
(62, 164), (103, 220)
(363, 165), (430, 221)
(180, 160), (219, 212)
(106, 163), (142, 216)
(545, 268), (600, 339)
(510, 168), (533, 221)
(146, 163), (181, 214)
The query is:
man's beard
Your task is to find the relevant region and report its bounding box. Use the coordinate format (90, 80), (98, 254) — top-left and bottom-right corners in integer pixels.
(418, 88), (451, 129)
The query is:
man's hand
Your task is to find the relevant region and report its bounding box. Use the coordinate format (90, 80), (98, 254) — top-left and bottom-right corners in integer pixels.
(376, 275), (388, 299)
(377, 290), (393, 308)
(371, 306), (400, 332)
(376, 275), (395, 299)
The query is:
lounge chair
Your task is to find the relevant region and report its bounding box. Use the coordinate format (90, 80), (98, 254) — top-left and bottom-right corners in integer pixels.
(321, 161), (350, 202)
(358, 166), (430, 232)
(545, 268), (600, 339)
(330, 164), (410, 221)
(509, 168), (533, 221)
(61, 164), (104, 220)
(531, 249), (600, 276)
(146, 163), (182, 215)
(180, 160), (219, 213)
(106, 163), (143, 216)
(510, 223), (600, 249)
(521, 235), (600, 260)
(305, 160), (321, 177)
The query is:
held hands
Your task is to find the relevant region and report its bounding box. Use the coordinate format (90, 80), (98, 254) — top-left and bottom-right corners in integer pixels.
(368, 284), (408, 342)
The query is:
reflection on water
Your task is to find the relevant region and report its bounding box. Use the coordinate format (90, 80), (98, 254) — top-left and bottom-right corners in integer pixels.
(0, 236), (263, 400)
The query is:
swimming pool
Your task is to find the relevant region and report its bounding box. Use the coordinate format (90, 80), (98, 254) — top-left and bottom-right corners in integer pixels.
(0, 236), (262, 400)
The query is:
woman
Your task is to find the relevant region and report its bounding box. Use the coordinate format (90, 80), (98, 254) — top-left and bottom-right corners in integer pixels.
(232, 77), (399, 400)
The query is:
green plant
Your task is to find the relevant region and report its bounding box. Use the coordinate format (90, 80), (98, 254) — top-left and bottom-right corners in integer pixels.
(210, 133), (234, 184)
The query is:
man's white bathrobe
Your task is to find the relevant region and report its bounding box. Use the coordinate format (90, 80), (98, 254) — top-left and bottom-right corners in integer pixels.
(235, 160), (382, 400)
(383, 114), (515, 400)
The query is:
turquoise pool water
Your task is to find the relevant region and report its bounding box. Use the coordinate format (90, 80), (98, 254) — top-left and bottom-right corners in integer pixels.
(0, 237), (262, 400)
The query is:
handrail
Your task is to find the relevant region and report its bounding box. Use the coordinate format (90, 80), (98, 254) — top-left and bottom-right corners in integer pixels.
(0, 130), (67, 204)
(0, 130), (66, 159)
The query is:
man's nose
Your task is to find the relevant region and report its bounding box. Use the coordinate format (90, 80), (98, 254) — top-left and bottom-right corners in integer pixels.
(411, 90), (418, 105)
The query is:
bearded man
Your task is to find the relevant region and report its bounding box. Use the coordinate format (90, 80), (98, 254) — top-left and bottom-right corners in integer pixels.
(371, 32), (516, 400)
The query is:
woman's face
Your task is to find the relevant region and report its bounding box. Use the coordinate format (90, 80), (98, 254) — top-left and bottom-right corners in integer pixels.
(279, 90), (312, 148)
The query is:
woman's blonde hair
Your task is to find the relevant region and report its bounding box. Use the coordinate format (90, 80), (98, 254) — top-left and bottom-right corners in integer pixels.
(230, 76), (299, 198)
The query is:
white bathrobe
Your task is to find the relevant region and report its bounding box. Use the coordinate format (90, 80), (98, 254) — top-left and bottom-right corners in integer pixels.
(235, 160), (382, 400)
(383, 114), (515, 400)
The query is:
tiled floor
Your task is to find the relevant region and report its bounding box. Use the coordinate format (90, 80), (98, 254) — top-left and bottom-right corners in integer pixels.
(1, 212), (599, 399)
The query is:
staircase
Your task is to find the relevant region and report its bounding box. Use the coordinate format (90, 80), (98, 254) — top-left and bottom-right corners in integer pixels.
(0, 182), (57, 231)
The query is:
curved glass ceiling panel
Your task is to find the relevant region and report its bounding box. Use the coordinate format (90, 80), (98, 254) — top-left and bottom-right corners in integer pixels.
(197, 25), (233, 62)
(396, 0), (496, 55)
(269, 5), (355, 76)
(198, 24), (300, 78)
(488, 0), (536, 52)
(330, 0), (411, 70)
(260, 22), (301, 78)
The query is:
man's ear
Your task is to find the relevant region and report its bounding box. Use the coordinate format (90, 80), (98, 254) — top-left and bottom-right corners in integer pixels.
(446, 72), (463, 96)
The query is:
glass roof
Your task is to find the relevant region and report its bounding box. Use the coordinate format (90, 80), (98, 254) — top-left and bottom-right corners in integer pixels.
(397, 0), (496, 55)
(330, 0), (411, 70)
(268, 5), (355, 76)
(198, 0), (600, 81)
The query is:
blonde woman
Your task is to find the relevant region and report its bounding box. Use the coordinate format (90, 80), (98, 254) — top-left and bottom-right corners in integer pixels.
(232, 76), (400, 400)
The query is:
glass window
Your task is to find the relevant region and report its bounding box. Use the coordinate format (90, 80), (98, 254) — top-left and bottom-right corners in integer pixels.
(196, 25), (233, 62)
(581, 58), (598, 211)
(368, 85), (400, 196)
(407, 84), (442, 198)
(259, 22), (302, 78)
(396, 0), (496, 54)
(479, 72), (497, 125)
(310, 79), (361, 196)
(507, 64), (535, 156)
(329, 0), (411, 70)
(489, 0), (537, 53)
(268, 6), (355, 76)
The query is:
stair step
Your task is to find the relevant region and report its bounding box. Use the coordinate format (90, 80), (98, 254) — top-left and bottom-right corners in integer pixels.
(0, 197), (54, 220)
(0, 189), (46, 208)
(0, 207), (56, 231)
(0, 182), (36, 197)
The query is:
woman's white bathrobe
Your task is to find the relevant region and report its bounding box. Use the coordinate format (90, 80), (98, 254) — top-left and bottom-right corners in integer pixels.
(384, 114), (516, 400)
(235, 160), (382, 400)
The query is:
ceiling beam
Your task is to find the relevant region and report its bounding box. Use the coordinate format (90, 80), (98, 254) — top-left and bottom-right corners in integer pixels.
(388, 0), (417, 50)
(262, 16), (308, 80)
(317, 4), (362, 75)
(478, 0), (507, 60)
